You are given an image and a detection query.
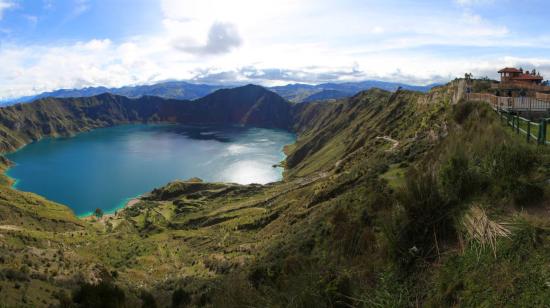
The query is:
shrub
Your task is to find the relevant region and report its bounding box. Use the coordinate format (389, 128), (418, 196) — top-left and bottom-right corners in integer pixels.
(140, 290), (157, 308)
(248, 266), (271, 288)
(94, 208), (104, 218)
(500, 219), (540, 259)
(1, 268), (29, 282)
(453, 101), (476, 124)
(282, 255), (308, 276)
(390, 168), (459, 269)
(172, 288), (191, 308)
(330, 208), (376, 258)
(54, 290), (72, 308)
(319, 271), (353, 308)
(481, 143), (543, 206)
(482, 144), (536, 182)
(439, 149), (478, 203)
(72, 282), (126, 308)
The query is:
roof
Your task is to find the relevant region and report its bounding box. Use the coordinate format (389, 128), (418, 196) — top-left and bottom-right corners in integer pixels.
(511, 74), (544, 81)
(498, 67), (521, 73)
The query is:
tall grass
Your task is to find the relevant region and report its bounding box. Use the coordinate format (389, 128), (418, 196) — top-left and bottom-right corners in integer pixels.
(461, 206), (511, 257)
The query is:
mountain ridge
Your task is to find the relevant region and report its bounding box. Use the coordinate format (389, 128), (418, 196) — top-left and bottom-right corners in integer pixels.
(271, 80), (440, 103)
(0, 85), (292, 153)
(0, 81), (226, 106)
(0, 79), (440, 106)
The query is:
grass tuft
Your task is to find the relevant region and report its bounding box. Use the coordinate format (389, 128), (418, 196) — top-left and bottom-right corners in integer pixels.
(461, 205), (511, 258)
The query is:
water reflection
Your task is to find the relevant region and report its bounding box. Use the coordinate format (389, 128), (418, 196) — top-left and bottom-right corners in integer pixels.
(221, 160), (279, 184)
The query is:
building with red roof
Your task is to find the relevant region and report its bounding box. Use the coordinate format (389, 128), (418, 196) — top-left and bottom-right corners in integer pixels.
(498, 67), (543, 85)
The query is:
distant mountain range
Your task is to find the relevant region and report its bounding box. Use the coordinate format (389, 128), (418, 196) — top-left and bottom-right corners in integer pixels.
(301, 90), (350, 103)
(0, 81), (225, 106)
(0, 79), (440, 106)
(271, 80), (439, 103)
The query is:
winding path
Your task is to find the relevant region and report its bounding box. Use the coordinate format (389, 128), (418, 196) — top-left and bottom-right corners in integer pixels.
(376, 136), (400, 151)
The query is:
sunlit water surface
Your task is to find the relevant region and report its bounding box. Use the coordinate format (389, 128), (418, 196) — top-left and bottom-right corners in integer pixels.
(6, 124), (295, 216)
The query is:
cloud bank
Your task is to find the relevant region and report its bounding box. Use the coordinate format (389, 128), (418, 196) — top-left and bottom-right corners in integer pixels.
(0, 0), (549, 99)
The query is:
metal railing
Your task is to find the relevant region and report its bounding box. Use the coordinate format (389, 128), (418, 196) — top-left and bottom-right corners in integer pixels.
(498, 111), (549, 145)
(536, 92), (550, 102)
(466, 93), (550, 112)
(465, 93), (550, 145)
(490, 82), (550, 92)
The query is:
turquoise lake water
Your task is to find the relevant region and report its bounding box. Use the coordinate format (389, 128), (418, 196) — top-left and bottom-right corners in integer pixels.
(5, 124), (295, 216)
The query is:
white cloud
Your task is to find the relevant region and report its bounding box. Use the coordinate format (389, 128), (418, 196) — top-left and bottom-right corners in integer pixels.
(173, 22), (242, 55)
(0, 0), (549, 100)
(0, 0), (14, 20)
(2, 33), (548, 100)
(43, 0), (54, 10)
(454, 0), (495, 6)
(73, 0), (91, 17)
(79, 39), (112, 51)
(23, 15), (38, 26)
(371, 26), (385, 34)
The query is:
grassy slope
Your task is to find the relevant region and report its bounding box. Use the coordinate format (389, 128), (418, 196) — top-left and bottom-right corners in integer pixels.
(0, 81), (548, 307)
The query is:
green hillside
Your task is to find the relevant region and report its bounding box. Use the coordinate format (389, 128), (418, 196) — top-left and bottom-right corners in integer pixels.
(0, 81), (548, 307)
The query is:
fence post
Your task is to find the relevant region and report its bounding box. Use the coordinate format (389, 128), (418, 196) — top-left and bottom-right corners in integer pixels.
(516, 116), (520, 134)
(543, 119), (548, 144)
(527, 121), (531, 142)
(539, 119), (547, 145)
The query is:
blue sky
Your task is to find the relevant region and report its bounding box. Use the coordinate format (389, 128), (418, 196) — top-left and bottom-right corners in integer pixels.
(0, 1), (163, 43)
(1, 0), (550, 99)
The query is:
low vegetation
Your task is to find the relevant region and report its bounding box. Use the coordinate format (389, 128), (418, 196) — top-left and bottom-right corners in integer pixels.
(0, 81), (548, 307)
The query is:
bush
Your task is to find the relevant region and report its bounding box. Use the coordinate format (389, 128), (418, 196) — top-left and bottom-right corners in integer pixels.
(172, 288), (191, 308)
(72, 282), (126, 308)
(1, 268), (29, 282)
(439, 150), (479, 203)
(482, 144), (536, 182)
(481, 143), (543, 206)
(330, 208), (376, 258)
(140, 290), (157, 308)
(282, 255), (307, 276)
(248, 265), (274, 288)
(453, 101), (476, 124)
(390, 168), (459, 269)
(319, 271), (353, 308)
(54, 290), (72, 308)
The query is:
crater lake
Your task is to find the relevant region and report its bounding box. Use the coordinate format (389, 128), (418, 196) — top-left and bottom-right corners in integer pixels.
(5, 124), (295, 216)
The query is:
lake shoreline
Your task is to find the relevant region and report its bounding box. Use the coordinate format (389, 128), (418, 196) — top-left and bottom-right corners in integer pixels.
(2, 123), (296, 220)
(81, 197), (141, 222)
(5, 158), (144, 221)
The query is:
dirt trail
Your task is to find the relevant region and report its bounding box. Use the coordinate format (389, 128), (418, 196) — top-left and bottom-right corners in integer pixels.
(0, 225), (23, 231)
(376, 136), (399, 151)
